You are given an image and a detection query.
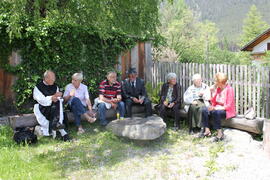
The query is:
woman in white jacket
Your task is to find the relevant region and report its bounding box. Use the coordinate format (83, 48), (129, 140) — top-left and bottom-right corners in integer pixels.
(184, 74), (210, 134)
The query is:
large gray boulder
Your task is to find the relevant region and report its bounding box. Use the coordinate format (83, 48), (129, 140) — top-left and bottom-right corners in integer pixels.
(106, 115), (166, 140)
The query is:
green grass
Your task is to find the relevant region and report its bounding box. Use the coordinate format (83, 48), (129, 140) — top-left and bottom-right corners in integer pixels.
(0, 121), (238, 180)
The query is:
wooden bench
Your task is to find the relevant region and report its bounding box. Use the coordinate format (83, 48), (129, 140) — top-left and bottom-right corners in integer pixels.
(5, 106), (146, 129)
(2, 106), (265, 135)
(161, 106), (264, 134)
(221, 116), (264, 134)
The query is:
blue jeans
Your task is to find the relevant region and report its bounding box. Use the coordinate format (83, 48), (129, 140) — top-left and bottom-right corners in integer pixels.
(98, 101), (125, 126)
(69, 97), (87, 126)
(202, 107), (226, 130)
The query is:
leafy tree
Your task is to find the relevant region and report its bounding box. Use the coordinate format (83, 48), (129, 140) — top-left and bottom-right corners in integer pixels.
(157, 0), (253, 65)
(239, 5), (269, 47)
(0, 0), (161, 110)
(1, 0), (160, 39)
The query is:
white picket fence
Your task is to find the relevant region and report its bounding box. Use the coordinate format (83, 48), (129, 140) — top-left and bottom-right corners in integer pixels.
(148, 61), (270, 118)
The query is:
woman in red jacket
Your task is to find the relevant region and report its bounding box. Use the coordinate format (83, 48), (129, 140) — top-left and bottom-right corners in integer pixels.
(199, 72), (236, 141)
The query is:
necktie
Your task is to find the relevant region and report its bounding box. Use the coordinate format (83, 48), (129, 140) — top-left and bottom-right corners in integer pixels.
(131, 81), (135, 95)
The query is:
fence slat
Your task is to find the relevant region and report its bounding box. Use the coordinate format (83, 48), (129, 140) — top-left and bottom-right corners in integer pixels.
(149, 62), (270, 118)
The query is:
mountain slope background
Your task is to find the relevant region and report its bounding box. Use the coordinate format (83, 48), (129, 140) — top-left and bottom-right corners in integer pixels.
(185, 0), (270, 44)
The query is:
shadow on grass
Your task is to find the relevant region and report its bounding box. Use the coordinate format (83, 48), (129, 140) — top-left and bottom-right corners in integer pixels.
(31, 120), (192, 178)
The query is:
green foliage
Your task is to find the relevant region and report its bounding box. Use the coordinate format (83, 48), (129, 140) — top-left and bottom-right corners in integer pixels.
(0, 0), (160, 109)
(4, 21), (137, 108)
(1, 0), (160, 39)
(145, 82), (163, 104)
(159, 0), (244, 64)
(239, 5), (269, 47)
(186, 0), (270, 44)
(0, 126), (16, 148)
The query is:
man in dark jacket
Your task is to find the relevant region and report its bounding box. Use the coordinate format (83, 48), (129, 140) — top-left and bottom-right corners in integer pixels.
(122, 68), (152, 117)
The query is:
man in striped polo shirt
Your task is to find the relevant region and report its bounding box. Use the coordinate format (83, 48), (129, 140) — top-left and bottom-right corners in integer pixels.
(97, 71), (125, 126)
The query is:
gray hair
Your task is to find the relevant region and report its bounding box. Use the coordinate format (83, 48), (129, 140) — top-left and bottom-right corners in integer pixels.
(192, 74), (201, 81)
(166, 72), (177, 81)
(72, 72), (84, 81)
(107, 71), (116, 77)
(43, 70), (54, 79)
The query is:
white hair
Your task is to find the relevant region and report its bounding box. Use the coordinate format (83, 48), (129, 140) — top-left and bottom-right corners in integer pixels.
(107, 71), (116, 77)
(72, 72), (84, 81)
(166, 72), (177, 81)
(43, 70), (54, 79)
(192, 74), (201, 81)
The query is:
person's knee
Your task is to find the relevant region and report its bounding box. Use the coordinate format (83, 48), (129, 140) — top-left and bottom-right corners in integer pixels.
(212, 110), (223, 117)
(202, 107), (208, 114)
(125, 99), (133, 106)
(98, 103), (106, 110)
(144, 98), (151, 104)
(118, 101), (125, 108)
(71, 97), (80, 104)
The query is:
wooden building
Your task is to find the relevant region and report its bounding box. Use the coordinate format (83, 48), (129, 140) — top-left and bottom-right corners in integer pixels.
(241, 28), (270, 61)
(117, 41), (152, 81)
(0, 51), (21, 102)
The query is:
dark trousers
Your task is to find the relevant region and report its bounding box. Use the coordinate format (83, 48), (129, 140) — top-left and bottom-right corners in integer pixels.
(201, 107), (226, 130)
(125, 98), (152, 117)
(39, 101), (60, 132)
(159, 103), (180, 127)
(39, 101), (60, 121)
(69, 97), (87, 127)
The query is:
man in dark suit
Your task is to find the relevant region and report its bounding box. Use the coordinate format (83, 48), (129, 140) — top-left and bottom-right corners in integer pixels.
(122, 68), (152, 117)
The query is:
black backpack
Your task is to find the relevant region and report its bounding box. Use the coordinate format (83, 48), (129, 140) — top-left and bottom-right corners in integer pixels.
(13, 127), (38, 145)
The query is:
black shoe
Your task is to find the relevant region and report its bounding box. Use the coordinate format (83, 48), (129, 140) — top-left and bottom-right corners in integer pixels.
(198, 132), (212, 138)
(212, 135), (224, 142)
(189, 130), (195, 135)
(62, 134), (71, 142)
(52, 122), (65, 131)
(199, 128), (204, 134)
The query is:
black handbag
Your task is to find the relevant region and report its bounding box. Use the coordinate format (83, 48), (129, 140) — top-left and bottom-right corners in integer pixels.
(13, 127), (38, 145)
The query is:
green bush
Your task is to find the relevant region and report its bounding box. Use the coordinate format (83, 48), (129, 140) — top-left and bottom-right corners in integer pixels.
(145, 82), (163, 104)
(0, 20), (138, 110)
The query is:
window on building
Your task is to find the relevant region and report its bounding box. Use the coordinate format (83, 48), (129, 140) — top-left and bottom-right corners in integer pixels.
(267, 43), (270, 50)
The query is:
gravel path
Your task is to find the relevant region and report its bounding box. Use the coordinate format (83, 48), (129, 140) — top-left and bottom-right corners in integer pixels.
(69, 129), (270, 180)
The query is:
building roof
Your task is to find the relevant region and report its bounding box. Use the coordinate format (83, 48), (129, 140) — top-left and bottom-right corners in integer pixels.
(241, 27), (270, 51)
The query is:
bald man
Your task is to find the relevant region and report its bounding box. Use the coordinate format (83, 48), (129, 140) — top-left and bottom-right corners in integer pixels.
(33, 70), (70, 141)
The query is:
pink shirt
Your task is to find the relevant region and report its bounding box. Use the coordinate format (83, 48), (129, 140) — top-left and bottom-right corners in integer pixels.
(211, 84), (236, 119)
(64, 83), (90, 106)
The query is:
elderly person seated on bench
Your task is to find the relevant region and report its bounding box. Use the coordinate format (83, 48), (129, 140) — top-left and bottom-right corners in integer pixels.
(184, 74), (210, 134)
(96, 71), (125, 126)
(158, 72), (181, 130)
(122, 67), (152, 118)
(33, 70), (70, 141)
(199, 72), (236, 142)
(63, 72), (96, 134)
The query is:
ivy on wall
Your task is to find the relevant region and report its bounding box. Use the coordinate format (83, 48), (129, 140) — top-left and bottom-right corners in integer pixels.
(0, 20), (138, 110)
(0, 0), (160, 111)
